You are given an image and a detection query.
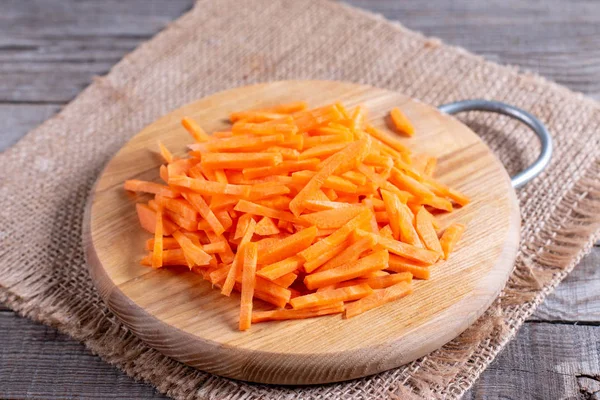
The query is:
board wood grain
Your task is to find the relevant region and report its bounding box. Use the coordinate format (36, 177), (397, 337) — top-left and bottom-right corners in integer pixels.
(83, 80), (520, 385)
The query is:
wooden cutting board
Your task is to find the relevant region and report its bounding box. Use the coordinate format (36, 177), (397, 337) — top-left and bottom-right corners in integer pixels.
(84, 80), (520, 385)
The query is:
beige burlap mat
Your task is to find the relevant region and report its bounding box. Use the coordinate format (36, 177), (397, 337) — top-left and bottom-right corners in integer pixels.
(1, 0), (599, 398)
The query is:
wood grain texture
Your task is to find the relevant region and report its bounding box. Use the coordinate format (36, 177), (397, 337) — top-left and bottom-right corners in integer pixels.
(85, 80), (520, 385)
(1, 0), (599, 398)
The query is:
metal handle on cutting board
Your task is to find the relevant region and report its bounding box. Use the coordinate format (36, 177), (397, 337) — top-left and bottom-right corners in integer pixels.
(438, 100), (552, 189)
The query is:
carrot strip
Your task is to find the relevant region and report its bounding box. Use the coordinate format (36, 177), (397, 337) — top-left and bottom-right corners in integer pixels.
(299, 206), (364, 229)
(169, 176), (251, 197)
(365, 124), (410, 155)
(389, 107), (415, 137)
(387, 255), (431, 279)
(136, 203), (177, 235)
(304, 133), (352, 148)
(289, 137), (371, 215)
(337, 272), (413, 289)
(299, 208), (372, 271)
(302, 238), (350, 273)
(257, 226), (317, 265)
(234, 213), (254, 241)
(145, 237), (179, 251)
(171, 230), (212, 267)
(415, 207), (443, 254)
(299, 142), (348, 160)
(257, 255), (303, 281)
(242, 158), (320, 180)
(140, 248), (189, 267)
(272, 272), (298, 288)
(221, 219), (256, 296)
(239, 242), (258, 331)
(181, 117), (210, 142)
(291, 171), (358, 193)
(124, 180), (179, 198)
(318, 235), (377, 272)
(234, 199), (306, 225)
(345, 281), (413, 318)
(155, 195), (198, 221)
(255, 216), (280, 236)
(303, 200), (358, 212)
(439, 223), (465, 259)
(291, 283), (373, 310)
(252, 302), (344, 323)
(158, 141), (174, 163)
(201, 152), (283, 169)
(304, 250), (389, 290)
(358, 230), (439, 264)
(266, 146), (300, 160)
(182, 192), (225, 235)
(389, 168), (435, 201)
(151, 208), (164, 268)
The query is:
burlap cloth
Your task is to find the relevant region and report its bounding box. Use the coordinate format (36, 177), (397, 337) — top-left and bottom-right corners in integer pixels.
(1, 0), (599, 398)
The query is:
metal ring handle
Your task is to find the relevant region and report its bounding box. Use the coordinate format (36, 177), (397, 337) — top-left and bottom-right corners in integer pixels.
(438, 99), (552, 189)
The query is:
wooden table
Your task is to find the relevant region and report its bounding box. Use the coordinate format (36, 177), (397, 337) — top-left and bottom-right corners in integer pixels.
(1, 1), (598, 398)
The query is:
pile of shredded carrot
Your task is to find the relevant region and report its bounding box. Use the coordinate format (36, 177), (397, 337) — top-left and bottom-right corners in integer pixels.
(124, 101), (468, 331)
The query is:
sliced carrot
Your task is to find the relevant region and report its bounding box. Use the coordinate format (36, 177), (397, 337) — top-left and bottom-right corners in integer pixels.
(234, 199), (305, 225)
(136, 203), (177, 235)
(323, 187), (338, 201)
(318, 235), (377, 272)
(140, 248), (188, 267)
(345, 281), (413, 318)
(387, 255), (431, 279)
(242, 158), (320, 180)
(231, 111), (287, 123)
(257, 195), (291, 210)
(303, 200), (358, 212)
(151, 208), (164, 268)
(389, 107), (415, 137)
(257, 255), (303, 281)
(389, 168), (435, 201)
(299, 208), (372, 271)
(298, 142), (348, 160)
(158, 141), (174, 163)
(155, 195), (198, 221)
(193, 134), (284, 152)
(252, 302), (344, 323)
(365, 124), (410, 155)
(257, 226), (317, 265)
(201, 152), (283, 169)
(221, 219), (256, 296)
(171, 230), (212, 267)
(304, 250), (389, 290)
(288, 137), (371, 215)
(145, 237), (179, 251)
(291, 283), (373, 310)
(291, 171), (358, 193)
(299, 206), (364, 229)
(232, 121), (298, 136)
(304, 132), (352, 148)
(208, 263), (232, 286)
(266, 146), (300, 160)
(124, 180), (179, 198)
(255, 216), (280, 236)
(159, 165), (169, 183)
(293, 104), (344, 132)
(169, 176), (251, 197)
(351, 105), (368, 131)
(415, 207), (443, 254)
(337, 272), (412, 289)
(341, 170), (367, 186)
(239, 242), (258, 331)
(272, 272), (298, 288)
(247, 183), (291, 201)
(439, 223), (465, 259)
(182, 117), (210, 142)
(358, 230), (439, 264)
(302, 238), (350, 273)
(233, 213), (254, 241)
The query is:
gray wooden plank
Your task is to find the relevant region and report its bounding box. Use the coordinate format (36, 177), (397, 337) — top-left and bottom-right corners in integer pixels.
(344, 0), (600, 100)
(531, 246), (600, 323)
(463, 323), (600, 400)
(0, 311), (167, 399)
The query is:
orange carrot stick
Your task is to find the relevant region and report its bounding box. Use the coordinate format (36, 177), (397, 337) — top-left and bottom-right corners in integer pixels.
(299, 206), (364, 229)
(124, 180), (179, 198)
(344, 281), (413, 318)
(201, 152), (283, 169)
(318, 235), (377, 272)
(239, 242), (258, 331)
(257, 255), (304, 281)
(357, 230), (439, 264)
(251, 302), (344, 323)
(255, 216), (280, 236)
(415, 207), (443, 254)
(389, 107), (415, 137)
(291, 283), (373, 310)
(257, 226), (317, 265)
(387, 255), (432, 279)
(439, 223), (465, 259)
(181, 117), (210, 142)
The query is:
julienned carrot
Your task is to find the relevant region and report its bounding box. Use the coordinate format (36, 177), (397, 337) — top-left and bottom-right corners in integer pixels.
(182, 117), (210, 142)
(290, 283), (373, 309)
(345, 281), (413, 318)
(304, 250), (389, 290)
(255, 216), (280, 236)
(415, 207), (443, 255)
(439, 223), (465, 260)
(252, 302), (345, 323)
(318, 235), (377, 272)
(299, 206), (364, 229)
(128, 100), (471, 330)
(387, 255), (431, 279)
(152, 208), (164, 268)
(337, 272), (412, 289)
(389, 107), (415, 137)
(172, 230), (212, 267)
(125, 180), (179, 198)
(239, 242), (258, 331)
(357, 230), (439, 264)
(258, 226), (317, 265)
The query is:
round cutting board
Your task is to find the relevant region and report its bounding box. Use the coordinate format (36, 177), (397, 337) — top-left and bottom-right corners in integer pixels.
(84, 80), (520, 385)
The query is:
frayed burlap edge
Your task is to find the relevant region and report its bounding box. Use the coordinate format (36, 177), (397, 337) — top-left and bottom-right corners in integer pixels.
(1, 0), (600, 399)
